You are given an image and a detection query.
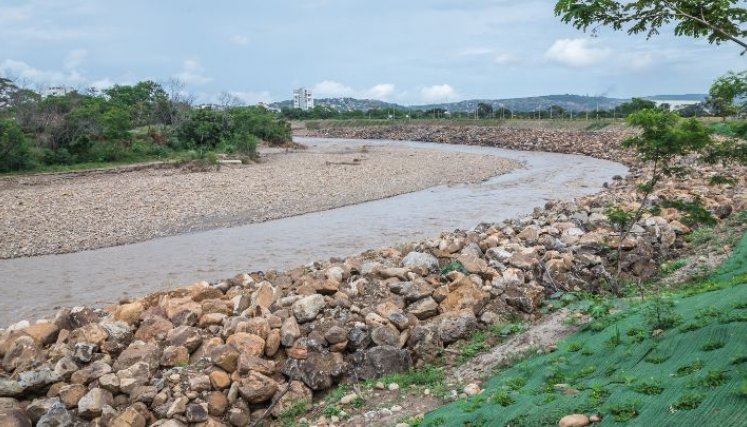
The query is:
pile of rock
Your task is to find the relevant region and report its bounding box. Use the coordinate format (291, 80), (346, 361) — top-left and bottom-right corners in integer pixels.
(1, 125), (744, 426)
(307, 124), (639, 164)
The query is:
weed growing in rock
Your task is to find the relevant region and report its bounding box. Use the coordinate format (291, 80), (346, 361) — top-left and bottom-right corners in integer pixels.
(660, 259), (688, 275)
(440, 260), (468, 276)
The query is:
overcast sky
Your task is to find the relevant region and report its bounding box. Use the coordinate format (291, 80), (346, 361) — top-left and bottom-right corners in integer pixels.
(1, 0), (744, 105)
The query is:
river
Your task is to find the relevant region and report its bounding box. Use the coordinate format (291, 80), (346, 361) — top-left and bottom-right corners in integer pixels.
(0, 137), (627, 326)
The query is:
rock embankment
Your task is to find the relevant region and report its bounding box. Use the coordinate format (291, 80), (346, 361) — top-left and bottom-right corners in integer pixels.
(0, 125), (745, 426)
(306, 124), (639, 164)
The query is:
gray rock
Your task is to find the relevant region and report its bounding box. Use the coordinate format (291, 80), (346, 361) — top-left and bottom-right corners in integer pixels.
(407, 297), (439, 320)
(357, 346), (412, 380)
(439, 310), (478, 344)
(292, 294), (326, 323)
(77, 388), (113, 419)
(401, 252), (439, 272)
(36, 402), (72, 427)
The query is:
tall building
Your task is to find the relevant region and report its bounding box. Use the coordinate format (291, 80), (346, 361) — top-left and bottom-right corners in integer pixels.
(293, 88), (314, 111)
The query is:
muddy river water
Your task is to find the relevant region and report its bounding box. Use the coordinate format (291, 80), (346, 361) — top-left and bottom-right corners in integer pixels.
(0, 138), (627, 326)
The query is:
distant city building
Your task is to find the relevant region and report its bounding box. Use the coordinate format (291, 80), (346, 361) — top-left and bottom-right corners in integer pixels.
(293, 88), (314, 111)
(43, 86), (71, 97)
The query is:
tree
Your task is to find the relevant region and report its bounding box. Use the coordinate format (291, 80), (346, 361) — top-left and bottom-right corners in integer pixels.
(617, 97), (658, 116)
(554, 0), (747, 54)
(0, 120), (36, 172)
(477, 102), (494, 119)
(707, 70), (747, 117)
(609, 109), (712, 279)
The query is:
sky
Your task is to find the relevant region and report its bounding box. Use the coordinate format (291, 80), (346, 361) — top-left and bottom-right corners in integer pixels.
(0, 0), (744, 105)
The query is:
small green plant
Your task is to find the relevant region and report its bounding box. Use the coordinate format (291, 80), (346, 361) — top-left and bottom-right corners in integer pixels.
(630, 378), (665, 395)
(277, 400), (310, 426)
(589, 383), (609, 404)
(643, 295), (681, 330)
(701, 340), (726, 351)
(679, 319), (710, 332)
(491, 390), (516, 407)
(323, 405), (341, 417)
(645, 352), (670, 364)
(441, 260), (469, 276)
(607, 400), (640, 422)
(740, 380), (747, 397)
(458, 395), (486, 413)
(372, 366), (445, 389)
(698, 370), (729, 388)
(352, 396), (366, 408)
(579, 365), (597, 377)
(626, 326), (648, 343)
(459, 331), (489, 363)
(566, 341), (583, 352)
(505, 376), (528, 391)
(605, 326), (622, 348)
(731, 354), (747, 365)
(675, 359), (705, 376)
(660, 258), (688, 275)
(581, 348), (595, 356)
(672, 392), (705, 410)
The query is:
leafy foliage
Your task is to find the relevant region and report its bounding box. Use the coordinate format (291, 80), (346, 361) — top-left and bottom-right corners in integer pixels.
(554, 1), (747, 53)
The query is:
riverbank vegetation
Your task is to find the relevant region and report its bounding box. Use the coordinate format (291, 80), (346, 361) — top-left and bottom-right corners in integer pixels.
(0, 78), (292, 174)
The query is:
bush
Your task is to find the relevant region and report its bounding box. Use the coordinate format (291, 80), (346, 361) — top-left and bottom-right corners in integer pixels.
(177, 108), (229, 149)
(0, 120), (36, 172)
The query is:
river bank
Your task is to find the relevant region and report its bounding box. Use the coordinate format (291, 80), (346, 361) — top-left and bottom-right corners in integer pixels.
(0, 126), (744, 427)
(0, 142), (517, 259)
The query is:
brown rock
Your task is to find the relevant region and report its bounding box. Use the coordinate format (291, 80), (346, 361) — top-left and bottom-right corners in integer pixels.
(439, 275), (488, 314)
(209, 371), (231, 390)
(68, 323), (109, 347)
(110, 406), (146, 427)
(22, 323), (59, 346)
(165, 326), (202, 352)
(237, 371), (278, 404)
(70, 361), (112, 385)
(265, 329), (281, 357)
(114, 302), (145, 326)
(133, 315), (173, 343)
(407, 297), (439, 320)
(207, 391), (228, 416)
(559, 414), (591, 427)
(58, 384), (87, 408)
(210, 345), (239, 372)
(280, 317), (301, 347)
(160, 345), (189, 367)
(226, 333), (265, 357)
(237, 354), (276, 376)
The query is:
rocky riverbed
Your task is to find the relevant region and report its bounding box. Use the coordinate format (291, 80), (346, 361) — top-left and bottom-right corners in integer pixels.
(0, 125), (744, 427)
(0, 143), (517, 259)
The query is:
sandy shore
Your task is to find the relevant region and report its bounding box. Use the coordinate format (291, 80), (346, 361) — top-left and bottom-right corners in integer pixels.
(0, 142), (519, 258)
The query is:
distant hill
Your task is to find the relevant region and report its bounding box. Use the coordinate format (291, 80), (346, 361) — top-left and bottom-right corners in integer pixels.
(413, 95), (627, 113)
(644, 94), (707, 102)
(269, 97), (403, 112)
(270, 94), (706, 113)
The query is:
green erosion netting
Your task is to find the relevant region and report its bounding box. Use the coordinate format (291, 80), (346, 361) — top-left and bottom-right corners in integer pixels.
(421, 232), (747, 427)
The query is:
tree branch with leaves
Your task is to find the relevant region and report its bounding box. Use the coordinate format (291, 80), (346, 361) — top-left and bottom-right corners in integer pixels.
(555, 0), (747, 54)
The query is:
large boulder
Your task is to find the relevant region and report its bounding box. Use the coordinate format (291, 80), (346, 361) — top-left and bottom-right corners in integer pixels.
(356, 346), (412, 380)
(438, 309), (478, 344)
(292, 294), (326, 323)
(401, 252), (439, 272)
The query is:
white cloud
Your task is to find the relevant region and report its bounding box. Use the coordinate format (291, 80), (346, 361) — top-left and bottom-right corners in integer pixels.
(0, 59), (84, 85)
(228, 90), (272, 105)
(313, 80), (355, 98)
(90, 78), (114, 91)
(173, 59), (212, 85)
(626, 52), (654, 71)
(230, 35), (249, 46)
(420, 84), (459, 103)
(544, 38), (611, 68)
(312, 80), (398, 101)
(363, 83), (395, 100)
(459, 47), (494, 56)
(494, 53), (518, 65)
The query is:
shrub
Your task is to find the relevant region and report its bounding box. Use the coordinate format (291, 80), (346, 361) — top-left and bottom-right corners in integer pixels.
(0, 120), (36, 172)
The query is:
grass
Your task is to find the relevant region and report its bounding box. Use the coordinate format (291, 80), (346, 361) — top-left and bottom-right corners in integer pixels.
(419, 229), (747, 427)
(458, 322), (526, 363)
